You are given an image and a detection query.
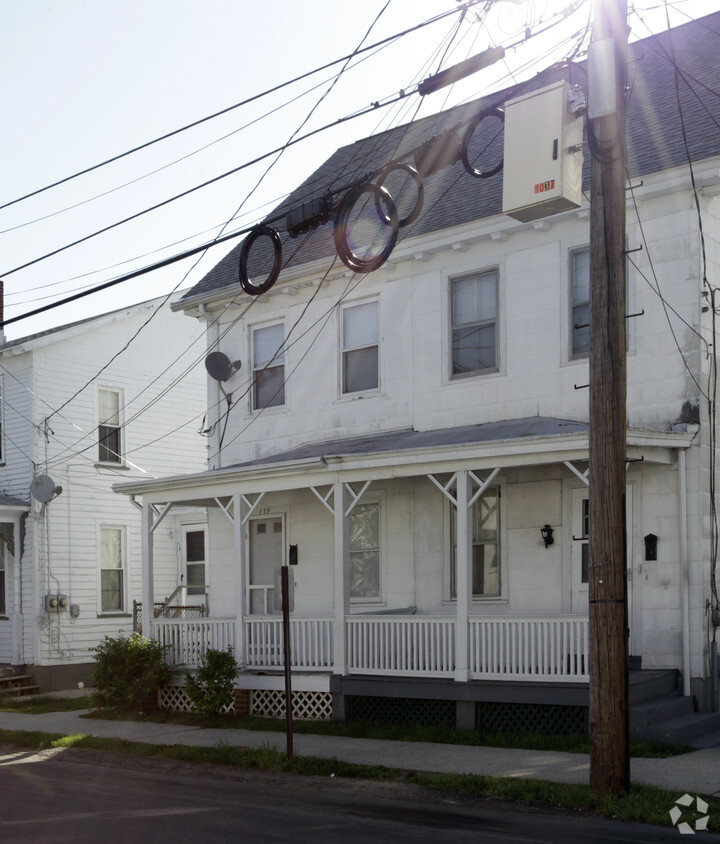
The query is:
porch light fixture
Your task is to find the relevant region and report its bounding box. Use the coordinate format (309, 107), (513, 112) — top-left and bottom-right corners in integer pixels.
(540, 524), (554, 548)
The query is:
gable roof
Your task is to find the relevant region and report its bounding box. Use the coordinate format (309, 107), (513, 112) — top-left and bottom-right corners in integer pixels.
(181, 11), (720, 304)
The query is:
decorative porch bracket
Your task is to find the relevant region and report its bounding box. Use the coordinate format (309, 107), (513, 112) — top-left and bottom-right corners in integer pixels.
(149, 502), (173, 534)
(240, 492), (266, 525)
(564, 461), (589, 486)
(309, 481), (372, 517)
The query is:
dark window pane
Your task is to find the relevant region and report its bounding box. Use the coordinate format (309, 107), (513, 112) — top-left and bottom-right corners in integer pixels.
(452, 324), (496, 374)
(572, 303), (590, 356)
(101, 570), (122, 612)
(185, 531), (205, 563)
(98, 425), (120, 462)
(343, 347), (379, 393)
(254, 365), (285, 409)
(0, 571), (5, 615)
(581, 544), (589, 584)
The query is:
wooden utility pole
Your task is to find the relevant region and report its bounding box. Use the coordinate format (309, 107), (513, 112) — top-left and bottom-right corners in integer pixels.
(588, 0), (630, 796)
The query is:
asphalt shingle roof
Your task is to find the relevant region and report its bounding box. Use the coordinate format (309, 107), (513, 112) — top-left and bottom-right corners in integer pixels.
(182, 12), (720, 304)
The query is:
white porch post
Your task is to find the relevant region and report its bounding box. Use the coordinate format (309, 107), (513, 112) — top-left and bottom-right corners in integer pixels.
(141, 503), (155, 640)
(333, 482), (350, 675)
(233, 494), (248, 664)
(455, 470), (472, 682)
(12, 517), (23, 665)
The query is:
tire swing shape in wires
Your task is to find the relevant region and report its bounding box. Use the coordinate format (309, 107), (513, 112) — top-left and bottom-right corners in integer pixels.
(238, 224), (283, 295)
(333, 181), (399, 274)
(461, 106), (505, 179)
(374, 161), (424, 227)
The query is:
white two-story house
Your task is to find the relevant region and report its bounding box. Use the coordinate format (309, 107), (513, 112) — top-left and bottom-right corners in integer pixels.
(0, 296), (207, 690)
(116, 13), (720, 737)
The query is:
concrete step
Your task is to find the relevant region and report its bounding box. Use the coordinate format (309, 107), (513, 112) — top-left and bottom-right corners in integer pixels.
(641, 711), (720, 745)
(628, 669), (679, 705)
(630, 693), (694, 733)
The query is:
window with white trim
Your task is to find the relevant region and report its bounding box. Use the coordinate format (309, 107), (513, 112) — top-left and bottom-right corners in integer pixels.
(0, 537), (6, 615)
(182, 526), (207, 597)
(570, 247), (590, 358)
(450, 487), (500, 598)
(342, 300), (379, 394)
(252, 323), (285, 410)
(98, 388), (122, 463)
(99, 526), (125, 612)
(451, 270), (497, 376)
(349, 502), (381, 600)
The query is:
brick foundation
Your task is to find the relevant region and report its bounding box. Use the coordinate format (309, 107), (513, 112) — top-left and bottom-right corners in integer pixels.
(233, 688), (251, 717)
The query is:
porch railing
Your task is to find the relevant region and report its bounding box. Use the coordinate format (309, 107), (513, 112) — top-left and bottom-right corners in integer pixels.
(244, 617), (333, 671)
(469, 616), (589, 681)
(153, 618), (235, 668)
(152, 614), (589, 680)
(347, 615), (455, 676)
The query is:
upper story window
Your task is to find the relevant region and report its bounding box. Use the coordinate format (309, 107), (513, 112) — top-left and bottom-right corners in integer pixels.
(342, 300), (379, 394)
(570, 247), (590, 358)
(451, 270), (497, 376)
(252, 323), (285, 410)
(98, 388), (121, 463)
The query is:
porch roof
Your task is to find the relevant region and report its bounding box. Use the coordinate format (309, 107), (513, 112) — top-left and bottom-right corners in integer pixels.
(113, 417), (696, 503)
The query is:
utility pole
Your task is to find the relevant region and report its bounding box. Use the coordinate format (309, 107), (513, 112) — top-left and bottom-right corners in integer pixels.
(588, 0), (630, 796)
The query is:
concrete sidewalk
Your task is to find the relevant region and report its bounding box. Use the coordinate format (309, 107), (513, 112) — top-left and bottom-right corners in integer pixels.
(0, 708), (718, 798)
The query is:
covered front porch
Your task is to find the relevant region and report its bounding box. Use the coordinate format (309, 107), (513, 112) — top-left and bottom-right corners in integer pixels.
(116, 417), (694, 698)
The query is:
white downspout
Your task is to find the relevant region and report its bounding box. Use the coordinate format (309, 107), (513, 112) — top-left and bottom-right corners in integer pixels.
(679, 447), (691, 697)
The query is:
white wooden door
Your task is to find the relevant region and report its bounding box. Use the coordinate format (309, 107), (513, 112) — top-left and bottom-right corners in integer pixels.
(248, 516), (284, 614)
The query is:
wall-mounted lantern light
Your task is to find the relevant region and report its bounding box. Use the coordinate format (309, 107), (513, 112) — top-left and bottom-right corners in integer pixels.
(540, 524), (554, 548)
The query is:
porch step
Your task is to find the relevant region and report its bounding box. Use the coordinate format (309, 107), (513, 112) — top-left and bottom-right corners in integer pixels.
(0, 673), (40, 698)
(640, 712), (720, 745)
(629, 669), (720, 744)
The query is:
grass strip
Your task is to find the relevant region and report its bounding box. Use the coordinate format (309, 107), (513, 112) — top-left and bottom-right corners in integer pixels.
(0, 727), (717, 831)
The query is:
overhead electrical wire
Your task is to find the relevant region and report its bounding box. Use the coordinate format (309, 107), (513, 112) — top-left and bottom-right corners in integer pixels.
(29, 0), (592, 474)
(0, 2), (479, 214)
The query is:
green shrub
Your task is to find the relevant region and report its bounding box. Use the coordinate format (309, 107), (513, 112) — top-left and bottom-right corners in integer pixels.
(185, 647), (239, 717)
(91, 633), (169, 713)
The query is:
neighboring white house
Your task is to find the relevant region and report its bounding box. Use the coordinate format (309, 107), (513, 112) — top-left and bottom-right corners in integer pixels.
(0, 295), (208, 689)
(116, 14), (720, 736)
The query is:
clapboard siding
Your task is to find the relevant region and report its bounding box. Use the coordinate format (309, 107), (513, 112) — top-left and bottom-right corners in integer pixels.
(0, 296), (207, 669)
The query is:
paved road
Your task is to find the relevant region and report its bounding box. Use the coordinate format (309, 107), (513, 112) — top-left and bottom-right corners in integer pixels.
(0, 747), (717, 843)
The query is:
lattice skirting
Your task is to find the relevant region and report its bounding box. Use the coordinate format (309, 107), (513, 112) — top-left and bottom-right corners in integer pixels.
(158, 685), (234, 714)
(477, 701), (588, 736)
(159, 685), (332, 720)
(251, 689), (333, 721)
(350, 696), (455, 727)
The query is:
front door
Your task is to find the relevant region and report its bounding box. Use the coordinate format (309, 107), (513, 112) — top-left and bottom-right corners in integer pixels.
(248, 516), (284, 614)
(181, 525), (207, 605)
(571, 487), (634, 640)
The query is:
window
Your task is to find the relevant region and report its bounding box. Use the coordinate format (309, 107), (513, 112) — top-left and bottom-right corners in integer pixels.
(342, 301), (379, 394)
(451, 270), (497, 376)
(0, 375), (4, 463)
(349, 502), (380, 600)
(0, 538), (6, 615)
(183, 527), (207, 597)
(100, 526), (125, 612)
(571, 248), (590, 357)
(252, 323), (285, 410)
(450, 488), (500, 598)
(98, 388), (121, 463)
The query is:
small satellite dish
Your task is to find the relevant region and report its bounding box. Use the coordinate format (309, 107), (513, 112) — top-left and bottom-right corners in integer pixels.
(205, 351), (241, 382)
(30, 474), (62, 503)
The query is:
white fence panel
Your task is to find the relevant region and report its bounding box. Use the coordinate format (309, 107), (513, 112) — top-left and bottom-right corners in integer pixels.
(153, 618), (236, 668)
(469, 616), (588, 681)
(244, 617), (333, 671)
(347, 616), (455, 677)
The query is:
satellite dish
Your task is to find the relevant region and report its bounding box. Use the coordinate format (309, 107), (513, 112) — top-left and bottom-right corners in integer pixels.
(205, 351), (241, 382)
(30, 474), (62, 503)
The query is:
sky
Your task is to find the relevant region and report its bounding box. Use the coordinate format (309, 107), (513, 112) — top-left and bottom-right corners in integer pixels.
(1, 0), (716, 340)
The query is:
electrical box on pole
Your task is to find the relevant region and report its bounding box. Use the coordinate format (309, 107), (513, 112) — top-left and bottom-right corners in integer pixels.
(502, 81), (585, 222)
